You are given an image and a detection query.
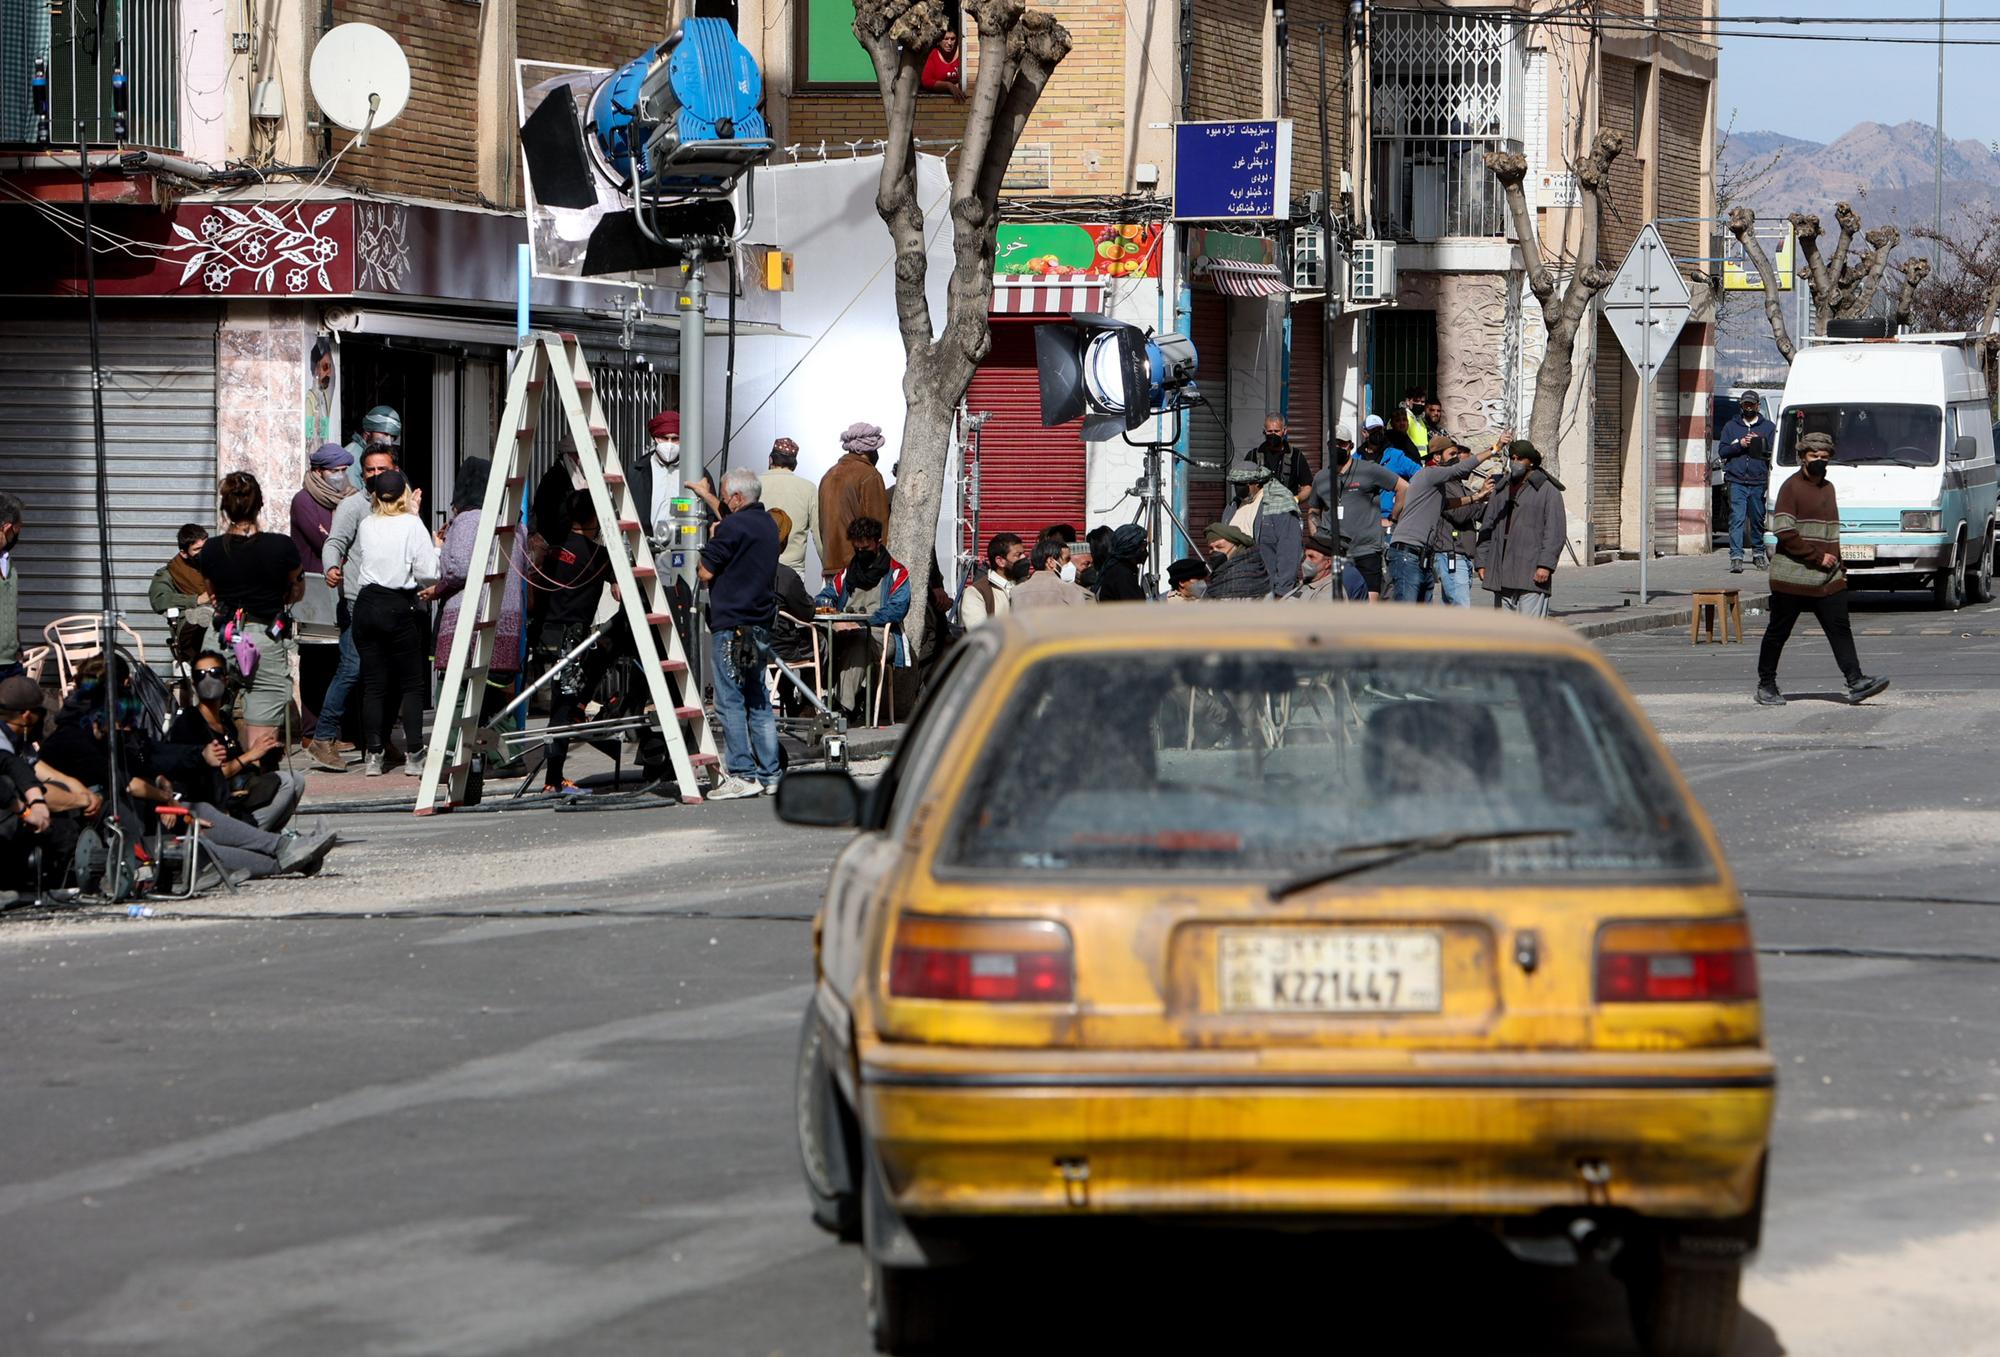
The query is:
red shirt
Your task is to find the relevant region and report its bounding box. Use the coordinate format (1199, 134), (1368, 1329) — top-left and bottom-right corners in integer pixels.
(922, 46), (961, 91)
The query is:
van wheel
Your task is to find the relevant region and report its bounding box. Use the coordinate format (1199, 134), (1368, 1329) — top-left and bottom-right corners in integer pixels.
(1969, 533), (1995, 604)
(1626, 1249), (1743, 1357)
(795, 1004), (862, 1240)
(1934, 536), (1966, 610)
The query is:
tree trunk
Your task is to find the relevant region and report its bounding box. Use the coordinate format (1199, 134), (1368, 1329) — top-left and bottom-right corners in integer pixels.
(1727, 206), (1795, 363)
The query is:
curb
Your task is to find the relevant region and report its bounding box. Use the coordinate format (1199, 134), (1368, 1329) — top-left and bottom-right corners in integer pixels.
(1564, 591), (1772, 640)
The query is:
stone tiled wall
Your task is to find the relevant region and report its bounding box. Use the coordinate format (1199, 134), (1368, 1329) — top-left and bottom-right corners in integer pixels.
(216, 304), (313, 534)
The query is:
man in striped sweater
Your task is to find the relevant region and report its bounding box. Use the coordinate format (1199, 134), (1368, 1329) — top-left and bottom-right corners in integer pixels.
(1756, 431), (1890, 706)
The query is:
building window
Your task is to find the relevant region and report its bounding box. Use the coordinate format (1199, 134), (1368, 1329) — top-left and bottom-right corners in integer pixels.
(1370, 9), (1518, 242)
(798, 0), (960, 90)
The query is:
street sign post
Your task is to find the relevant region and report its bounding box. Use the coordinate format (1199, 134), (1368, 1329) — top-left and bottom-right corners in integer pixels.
(1602, 223), (1692, 605)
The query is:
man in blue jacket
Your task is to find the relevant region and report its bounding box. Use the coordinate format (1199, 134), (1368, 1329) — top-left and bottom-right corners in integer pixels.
(815, 516), (910, 723)
(1716, 390), (1777, 573)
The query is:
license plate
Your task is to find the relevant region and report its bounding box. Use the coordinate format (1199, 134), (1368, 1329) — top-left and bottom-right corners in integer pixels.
(1841, 544), (1876, 562)
(1217, 930), (1443, 1014)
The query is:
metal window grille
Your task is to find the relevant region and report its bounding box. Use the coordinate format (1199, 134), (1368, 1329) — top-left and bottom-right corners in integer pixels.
(1370, 9), (1517, 242)
(15, 0), (179, 150)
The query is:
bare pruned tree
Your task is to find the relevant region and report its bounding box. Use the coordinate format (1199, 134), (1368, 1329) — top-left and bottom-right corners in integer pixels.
(1909, 209), (2000, 334)
(1487, 130), (1626, 465)
(854, 0), (1070, 659)
(1728, 199), (1931, 364)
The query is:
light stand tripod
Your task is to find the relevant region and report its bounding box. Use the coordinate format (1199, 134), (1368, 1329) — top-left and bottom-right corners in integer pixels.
(1094, 403), (1196, 595)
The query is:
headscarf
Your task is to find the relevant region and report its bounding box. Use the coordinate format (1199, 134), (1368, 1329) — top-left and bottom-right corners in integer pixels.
(840, 422), (886, 455)
(1109, 523), (1148, 563)
(453, 457), (492, 515)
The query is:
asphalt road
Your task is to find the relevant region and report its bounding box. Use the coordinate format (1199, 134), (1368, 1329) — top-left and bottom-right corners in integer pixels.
(4, 595), (1999, 1357)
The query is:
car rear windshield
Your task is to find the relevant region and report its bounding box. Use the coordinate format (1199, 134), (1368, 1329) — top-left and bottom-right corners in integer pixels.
(939, 651), (1714, 882)
(1776, 403), (1942, 467)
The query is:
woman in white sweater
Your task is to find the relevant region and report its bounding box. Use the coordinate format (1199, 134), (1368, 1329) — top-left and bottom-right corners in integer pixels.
(350, 469), (441, 775)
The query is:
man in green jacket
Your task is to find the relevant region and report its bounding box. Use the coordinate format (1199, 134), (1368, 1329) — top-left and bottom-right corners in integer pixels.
(148, 523), (214, 662)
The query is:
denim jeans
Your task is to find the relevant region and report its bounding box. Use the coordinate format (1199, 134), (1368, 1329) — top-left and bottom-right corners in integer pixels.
(314, 605), (361, 741)
(1386, 544), (1427, 603)
(710, 625), (780, 784)
(1430, 553), (1475, 606)
(1729, 482), (1768, 561)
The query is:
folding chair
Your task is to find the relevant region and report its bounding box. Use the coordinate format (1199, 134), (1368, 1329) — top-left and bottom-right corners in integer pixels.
(766, 610), (826, 710)
(150, 803), (238, 898)
(871, 622), (904, 727)
(42, 615), (148, 699)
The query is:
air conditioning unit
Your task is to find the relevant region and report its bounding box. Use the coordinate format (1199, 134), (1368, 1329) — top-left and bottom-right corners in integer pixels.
(1346, 239), (1398, 307)
(1291, 227), (1324, 290)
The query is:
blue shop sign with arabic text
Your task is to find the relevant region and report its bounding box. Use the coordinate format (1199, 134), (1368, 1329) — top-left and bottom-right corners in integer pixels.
(1172, 119), (1294, 222)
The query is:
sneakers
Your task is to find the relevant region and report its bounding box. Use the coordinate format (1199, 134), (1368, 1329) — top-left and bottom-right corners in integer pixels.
(404, 748), (428, 776)
(364, 751), (385, 777)
(1754, 682), (1785, 707)
(1753, 555), (1769, 569)
(380, 745), (407, 775)
(706, 775), (763, 801)
(542, 781), (591, 798)
(1729, 558), (1745, 574)
(1846, 674), (1890, 704)
(761, 781), (779, 797)
(304, 738), (347, 772)
(276, 831), (338, 876)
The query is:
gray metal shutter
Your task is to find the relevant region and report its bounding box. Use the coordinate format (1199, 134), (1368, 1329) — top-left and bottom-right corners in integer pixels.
(1591, 317), (1625, 557)
(1650, 343), (1683, 556)
(0, 307), (218, 658)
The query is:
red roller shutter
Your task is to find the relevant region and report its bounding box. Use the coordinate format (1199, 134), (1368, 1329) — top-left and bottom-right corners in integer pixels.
(963, 321), (1087, 555)
(1184, 293), (1232, 542)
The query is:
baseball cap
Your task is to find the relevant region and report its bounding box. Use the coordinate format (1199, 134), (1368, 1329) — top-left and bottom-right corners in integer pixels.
(1363, 414), (1386, 430)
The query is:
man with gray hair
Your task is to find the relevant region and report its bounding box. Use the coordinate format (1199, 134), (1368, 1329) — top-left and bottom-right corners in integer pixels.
(696, 467), (782, 798)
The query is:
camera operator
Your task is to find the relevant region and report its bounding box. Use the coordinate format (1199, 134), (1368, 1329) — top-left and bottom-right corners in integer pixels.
(1717, 390), (1776, 573)
(697, 468), (782, 800)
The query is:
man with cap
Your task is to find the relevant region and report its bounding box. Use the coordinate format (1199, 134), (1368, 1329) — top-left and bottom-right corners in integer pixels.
(305, 337), (335, 452)
(1757, 431), (1889, 706)
(1203, 522), (1270, 599)
(290, 442), (356, 575)
(1287, 521), (1369, 601)
(1716, 390), (1777, 572)
(625, 410), (684, 544)
(343, 405), (402, 491)
(817, 422), (892, 578)
(1308, 439), (1406, 600)
(1161, 557), (1209, 603)
(1226, 460), (1303, 597)
(1386, 438), (1490, 603)
(1474, 440), (1566, 616)
(758, 437), (817, 572)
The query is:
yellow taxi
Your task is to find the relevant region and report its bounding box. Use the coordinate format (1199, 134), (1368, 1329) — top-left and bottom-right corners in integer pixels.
(778, 604), (1774, 1356)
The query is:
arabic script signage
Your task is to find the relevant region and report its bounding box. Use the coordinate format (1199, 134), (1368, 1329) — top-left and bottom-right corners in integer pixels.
(1172, 119), (1293, 222)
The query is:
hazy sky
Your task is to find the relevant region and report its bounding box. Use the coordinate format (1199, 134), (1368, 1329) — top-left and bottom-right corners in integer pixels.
(1716, 1), (2000, 144)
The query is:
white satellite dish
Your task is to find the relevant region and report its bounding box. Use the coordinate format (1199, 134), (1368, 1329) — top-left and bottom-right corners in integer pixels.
(309, 23), (411, 141)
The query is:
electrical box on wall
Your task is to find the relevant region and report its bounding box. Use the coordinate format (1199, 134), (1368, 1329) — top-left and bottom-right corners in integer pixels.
(747, 244), (793, 292)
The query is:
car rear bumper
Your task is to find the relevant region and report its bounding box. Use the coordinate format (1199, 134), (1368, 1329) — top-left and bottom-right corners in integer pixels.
(858, 1052), (1774, 1223)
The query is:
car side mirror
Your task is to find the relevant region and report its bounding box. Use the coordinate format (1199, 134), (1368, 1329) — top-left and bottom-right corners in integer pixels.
(774, 769), (862, 828)
(1951, 435), (1977, 462)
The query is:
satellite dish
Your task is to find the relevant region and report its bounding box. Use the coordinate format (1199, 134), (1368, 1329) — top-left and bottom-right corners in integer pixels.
(309, 23), (411, 139)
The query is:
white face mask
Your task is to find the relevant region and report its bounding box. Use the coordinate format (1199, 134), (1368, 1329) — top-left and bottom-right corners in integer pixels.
(654, 439), (680, 466)
(1059, 561), (1077, 583)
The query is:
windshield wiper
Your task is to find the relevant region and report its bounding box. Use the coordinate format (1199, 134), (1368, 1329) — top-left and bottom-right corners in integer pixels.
(1270, 827), (1576, 900)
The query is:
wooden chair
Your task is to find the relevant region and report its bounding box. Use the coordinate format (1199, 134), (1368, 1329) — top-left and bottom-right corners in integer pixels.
(1690, 588), (1744, 645)
(766, 611), (826, 712)
(42, 615), (149, 698)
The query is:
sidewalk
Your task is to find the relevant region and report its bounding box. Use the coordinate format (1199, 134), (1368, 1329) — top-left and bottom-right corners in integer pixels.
(1550, 550), (1769, 640)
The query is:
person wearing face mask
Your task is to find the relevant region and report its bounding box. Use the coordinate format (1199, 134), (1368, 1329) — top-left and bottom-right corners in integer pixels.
(624, 410), (684, 546)
(1162, 557), (1209, 602)
(814, 516), (911, 722)
(1717, 391), (1776, 573)
(0, 673), (65, 897)
(1249, 415), (1311, 498)
(1757, 431), (1889, 706)
(757, 438), (818, 572)
(167, 652), (303, 831)
(290, 442), (356, 575)
(149, 522), (216, 664)
(313, 445), (412, 772)
(342, 405), (402, 491)
(1202, 522), (1269, 600)
(1011, 535), (1095, 609)
(1473, 440), (1566, 616)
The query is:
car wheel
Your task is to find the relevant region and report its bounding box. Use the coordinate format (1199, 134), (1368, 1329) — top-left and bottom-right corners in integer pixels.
(1934, 536), (1966, 610)
(794, 1004), (861, 1240)
(1969, 532), (1995, 604)
(1626, 1249), (1743, 1357)
(865, 1252), (958, 1355)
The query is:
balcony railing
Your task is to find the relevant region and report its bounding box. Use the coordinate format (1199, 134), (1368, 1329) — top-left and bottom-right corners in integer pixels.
(1371, 136), (1515, 242)
(1369, 7), (1519, 242)
(4, 0), (179, 150)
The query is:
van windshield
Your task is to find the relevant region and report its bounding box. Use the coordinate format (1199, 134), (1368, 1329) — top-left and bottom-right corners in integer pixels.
(1776, 403), (1942, 467)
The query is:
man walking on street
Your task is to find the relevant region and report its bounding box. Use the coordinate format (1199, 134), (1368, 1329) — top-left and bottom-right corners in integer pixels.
(1756, 432), (1889, 706)
(1475, 440), (1566, 616)
(698, 468), (782, 798)
(1718, 390), (1776, 573)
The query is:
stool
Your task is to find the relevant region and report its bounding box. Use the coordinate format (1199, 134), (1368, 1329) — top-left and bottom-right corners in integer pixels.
(1690, 588), (1743, 644)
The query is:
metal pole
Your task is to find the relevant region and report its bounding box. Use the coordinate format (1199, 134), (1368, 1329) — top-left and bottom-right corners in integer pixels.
(1319, 24), (1336, 466)
(678, 247), (707, 692)
(1640, 232), (1652, 607)
(78, 132), (122, 832)
(1935, 0), (1946, 270)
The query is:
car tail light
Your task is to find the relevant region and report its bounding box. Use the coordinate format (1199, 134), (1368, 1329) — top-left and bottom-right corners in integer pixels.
(1596, 919), (1759, 1003)
(888, 916), (1074, 1003)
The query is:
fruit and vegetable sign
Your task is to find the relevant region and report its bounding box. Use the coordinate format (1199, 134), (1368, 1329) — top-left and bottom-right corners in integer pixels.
(994, 222), (1163, 280)
(1173, 119), (1293, 221)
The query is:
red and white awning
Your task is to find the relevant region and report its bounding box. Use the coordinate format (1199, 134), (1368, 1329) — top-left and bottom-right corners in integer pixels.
(1202, 258), (1289, 298)
(990, 277), (1107, 315)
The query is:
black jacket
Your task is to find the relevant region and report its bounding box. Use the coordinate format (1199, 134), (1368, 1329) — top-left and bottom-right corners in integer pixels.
(1206, 548), (1271, 599)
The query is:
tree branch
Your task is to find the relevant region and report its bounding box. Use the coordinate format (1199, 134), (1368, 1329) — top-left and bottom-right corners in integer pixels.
(1844, 225), (1900, 318)
(1486, 151), (1556, 311)
(1790, 213), (1834, 334)
(1892, 256), (1932, 330)
(950, 0), (1021, 203)
(1826, 201), (1861, 310)
(1728, 205), (1795, 363)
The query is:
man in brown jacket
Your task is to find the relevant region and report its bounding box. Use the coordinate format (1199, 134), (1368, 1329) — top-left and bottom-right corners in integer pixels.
(816, 422), (891, 578)
(1756, 430), (1889, 706)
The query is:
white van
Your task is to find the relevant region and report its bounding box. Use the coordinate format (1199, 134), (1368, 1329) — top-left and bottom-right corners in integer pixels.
(1771, 335), (1999, 609)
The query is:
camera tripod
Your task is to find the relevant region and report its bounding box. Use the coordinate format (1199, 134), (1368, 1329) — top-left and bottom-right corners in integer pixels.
(1094, 405), (1197, 595)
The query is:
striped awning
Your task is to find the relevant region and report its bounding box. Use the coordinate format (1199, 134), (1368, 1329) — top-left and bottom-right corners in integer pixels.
(1203, 258), (1289, 298)
(991, 277), (1106, 315)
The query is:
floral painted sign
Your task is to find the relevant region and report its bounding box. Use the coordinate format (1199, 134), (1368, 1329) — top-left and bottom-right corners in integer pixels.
(994, 222), (1164, 280)
(166, 202), (347, 293)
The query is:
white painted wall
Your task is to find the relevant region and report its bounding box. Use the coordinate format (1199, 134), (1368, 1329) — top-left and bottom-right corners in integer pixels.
(1081, 274), (1169, 536)
(1228, 296), (1285, 457)
(700, 155), (954, 583)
